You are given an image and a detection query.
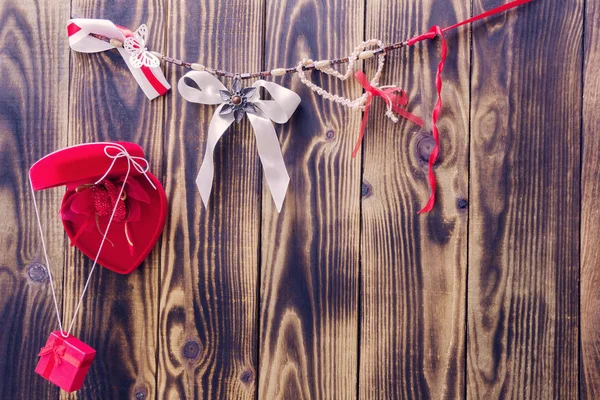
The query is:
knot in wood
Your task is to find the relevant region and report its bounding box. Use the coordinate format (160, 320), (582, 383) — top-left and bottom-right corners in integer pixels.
(183, 340), (201, 359)
(240, 370), (254, 384)
(27, 263), (48, 282)
(134, 388), (147, 400)
(361, 182), (372, 198)
(415, 133), (436, 163)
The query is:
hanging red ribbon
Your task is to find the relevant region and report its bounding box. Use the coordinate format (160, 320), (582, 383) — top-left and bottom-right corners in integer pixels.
(404, 0), (533, 213)
(406, 26), (446, 214)
(353, 71), (424, 158)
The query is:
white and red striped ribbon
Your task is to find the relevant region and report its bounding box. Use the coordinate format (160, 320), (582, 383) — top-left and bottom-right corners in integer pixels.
(67, 19), (170, 100)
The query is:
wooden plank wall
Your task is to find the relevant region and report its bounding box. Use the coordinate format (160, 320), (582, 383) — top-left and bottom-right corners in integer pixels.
(63, 1), (166, 399)
(160, 0), (262, 398)
(361, 0), (469, 397)
(258, 0), (362, 398)
(581, 0), (600, 398)
(0, 0), (594, 399)
(0, 0), (69, 398)
(468, 0), (582, 397)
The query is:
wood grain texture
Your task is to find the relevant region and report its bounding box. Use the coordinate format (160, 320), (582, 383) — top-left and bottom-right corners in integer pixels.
(258, 0), (363, 398)
(359, 0), (470, 398)
(0, 0), (70, 398)
(158, 0), (263, 398)
(0, 0), (593, 398)
(62, 0), (165, 398)
(467, 0), (582, 398)
(581, 0), (600, 397)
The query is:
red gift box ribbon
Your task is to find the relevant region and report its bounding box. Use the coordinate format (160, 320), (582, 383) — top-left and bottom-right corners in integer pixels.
(38, 337), (84, 378)
(38, 338), (66, 366)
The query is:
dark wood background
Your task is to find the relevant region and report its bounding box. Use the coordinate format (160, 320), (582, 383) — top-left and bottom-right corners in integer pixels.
(0, 0), (595, 398)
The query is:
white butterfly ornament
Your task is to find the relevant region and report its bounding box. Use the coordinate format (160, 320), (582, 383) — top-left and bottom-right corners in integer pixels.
(123, 24), (160, 68)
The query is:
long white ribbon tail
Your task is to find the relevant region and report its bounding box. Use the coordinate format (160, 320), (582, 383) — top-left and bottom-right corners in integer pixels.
(195, 105), (235, 207)
(247, 113), (290, 212)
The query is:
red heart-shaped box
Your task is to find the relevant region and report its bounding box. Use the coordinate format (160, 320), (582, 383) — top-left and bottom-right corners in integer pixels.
(29, 142), (167, 274)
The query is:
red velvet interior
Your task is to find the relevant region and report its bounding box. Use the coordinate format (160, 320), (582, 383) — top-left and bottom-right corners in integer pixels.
(61, 173), (167, 274)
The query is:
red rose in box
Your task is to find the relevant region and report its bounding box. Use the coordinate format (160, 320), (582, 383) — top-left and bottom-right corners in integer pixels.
(29, 142), (167, 274)
(35, 331), (96, 392)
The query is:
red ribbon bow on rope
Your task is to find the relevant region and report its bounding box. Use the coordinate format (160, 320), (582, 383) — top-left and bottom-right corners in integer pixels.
(38, 338), (67, 366)
(353, 71), (424, 159)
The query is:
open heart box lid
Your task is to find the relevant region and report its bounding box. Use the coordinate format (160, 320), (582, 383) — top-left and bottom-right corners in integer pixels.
(29, 142), (167, 275)
(30, 142), (146, 190)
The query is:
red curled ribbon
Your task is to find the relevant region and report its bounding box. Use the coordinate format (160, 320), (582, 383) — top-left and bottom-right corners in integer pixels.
(353, 71), (424, 158)
(404, 0), (533, 214)
(407, 26), (446, 214)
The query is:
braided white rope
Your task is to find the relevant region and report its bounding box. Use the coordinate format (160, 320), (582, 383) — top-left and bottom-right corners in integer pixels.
(296, 39), (390, 114)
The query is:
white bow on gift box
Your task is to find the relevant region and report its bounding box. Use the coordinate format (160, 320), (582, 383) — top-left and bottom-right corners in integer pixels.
(178, 71), (301, 212)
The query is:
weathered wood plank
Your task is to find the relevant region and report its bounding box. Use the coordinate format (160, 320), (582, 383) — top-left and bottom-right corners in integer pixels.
(0, 0), (70, 398)
(360, 0), (470, 398)
(258, 0), (364, 398)
(467, 0), (581, 398)
(158, 0), (263, 398)
(62, 1), (165, 398)
(581, 0), (600, 397)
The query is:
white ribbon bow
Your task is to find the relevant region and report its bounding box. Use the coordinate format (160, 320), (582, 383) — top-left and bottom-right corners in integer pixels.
(67, 19), (170, 100)
(178, 71), (301, 212)
(95, 143), (157, 190)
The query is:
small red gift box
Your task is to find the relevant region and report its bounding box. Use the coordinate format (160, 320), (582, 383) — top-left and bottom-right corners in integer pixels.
(35, 331), (96, 392)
